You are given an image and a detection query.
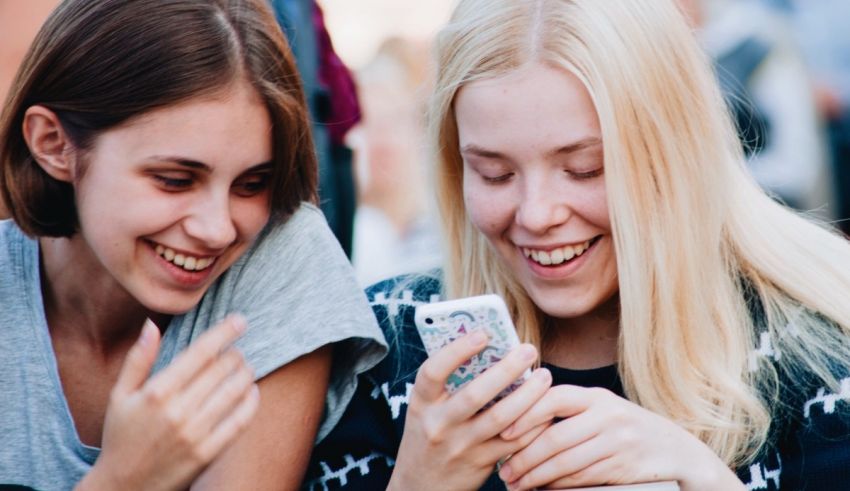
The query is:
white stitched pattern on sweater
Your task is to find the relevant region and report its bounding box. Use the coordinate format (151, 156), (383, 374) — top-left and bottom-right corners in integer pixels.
(803, 377), (850, 418)
(748, 332), (781, 371)
(371, 382), (415, 420)
(306, 453), (396, 490)
(743, 454), (781, 490)
(369, 290), (440, 317)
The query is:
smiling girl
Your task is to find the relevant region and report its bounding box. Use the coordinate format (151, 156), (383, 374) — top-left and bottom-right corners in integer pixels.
(0, 0), (384, 489)
(306, 0), (850, 490)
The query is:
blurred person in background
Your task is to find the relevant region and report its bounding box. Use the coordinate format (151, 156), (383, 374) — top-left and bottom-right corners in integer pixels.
(678, 0), (834, 219)
(348, 38), (442, 286)
(270, 0), (361, 257)
(761, 0), (850, 233)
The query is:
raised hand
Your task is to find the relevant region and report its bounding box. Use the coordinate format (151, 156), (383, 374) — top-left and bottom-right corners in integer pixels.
(77, 315), (260, 491)
(387, 331), (553, 491)
(497, 385), (745, 491)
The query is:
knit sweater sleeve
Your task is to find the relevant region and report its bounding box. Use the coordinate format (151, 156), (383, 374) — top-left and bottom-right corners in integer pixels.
(737, 350), (850, 490)
(302, 274), (441, 490)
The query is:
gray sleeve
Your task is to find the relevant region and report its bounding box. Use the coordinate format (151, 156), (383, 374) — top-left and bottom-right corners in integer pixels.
(226, 204), (387, 441)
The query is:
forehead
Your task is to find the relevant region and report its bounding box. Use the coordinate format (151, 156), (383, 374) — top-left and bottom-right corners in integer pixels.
(454, 62), (600, 153)
(89, 81), (272, 171)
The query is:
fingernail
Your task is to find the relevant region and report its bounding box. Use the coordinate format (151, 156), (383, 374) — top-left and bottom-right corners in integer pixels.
(468, 330), (488, 346)
(138, 320), (155, 347)
(501, 423), (515, 439)
(251, 384), (260, 400)
(520, 344), (536, 361)
(499, 464), (513, 481)
(536, 367), (551, 382)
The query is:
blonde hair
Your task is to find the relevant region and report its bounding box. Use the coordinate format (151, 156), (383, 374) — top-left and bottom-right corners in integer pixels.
(429, 0), (850, 466)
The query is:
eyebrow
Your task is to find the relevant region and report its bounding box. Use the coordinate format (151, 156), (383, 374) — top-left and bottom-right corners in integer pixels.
(460, 137), (602, 160)
(148, 156), (273, 173)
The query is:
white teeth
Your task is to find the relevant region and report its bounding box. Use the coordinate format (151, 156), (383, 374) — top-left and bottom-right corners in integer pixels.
(154, 245), (215, 272)
(550, 248), (565, 265)
(523, 239), (595, 267)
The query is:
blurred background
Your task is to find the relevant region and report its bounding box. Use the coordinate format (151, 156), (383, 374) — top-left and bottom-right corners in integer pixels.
(1, 0), (848, 287)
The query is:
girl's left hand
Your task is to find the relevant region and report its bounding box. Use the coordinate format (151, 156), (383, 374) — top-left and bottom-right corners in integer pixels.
(496, 385), (745, 491)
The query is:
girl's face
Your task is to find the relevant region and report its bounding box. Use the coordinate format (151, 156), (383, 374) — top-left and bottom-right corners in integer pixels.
(70, 81), (274, 314)
(456, 62), (619, 320)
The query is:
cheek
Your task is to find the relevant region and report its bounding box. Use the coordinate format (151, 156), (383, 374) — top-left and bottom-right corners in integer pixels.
(231, 199), (271, 238)
(463, 179), (512, 237)
(580, 180), (611, 231)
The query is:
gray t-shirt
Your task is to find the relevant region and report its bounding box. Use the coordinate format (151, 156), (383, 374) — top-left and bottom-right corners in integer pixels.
(0, 203), (387, 490)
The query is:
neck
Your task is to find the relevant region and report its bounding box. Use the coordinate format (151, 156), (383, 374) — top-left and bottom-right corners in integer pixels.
(39, 235), (155, 351)
(542, 293), (620, 370)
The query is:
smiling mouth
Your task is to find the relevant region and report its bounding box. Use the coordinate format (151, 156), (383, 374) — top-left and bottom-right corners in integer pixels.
(521, 236), (602, 266)
(153, 244), (217, 272)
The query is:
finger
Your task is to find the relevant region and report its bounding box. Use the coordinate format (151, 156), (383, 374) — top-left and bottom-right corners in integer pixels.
(175, 348), (245, 412)
(469, 367), (551, 440)
(531, 454), (620, 491)
(146, 314), (247, 398)
(501, 385), (603, 439)
(187, 362), (255, 437)
(413, 330), (489, 402)
(196, 383), (261, 462)
(443, 343), (538, 422)
(477, 421), (550, 467)
(113, 319), (161, 397)
(501, 415), (596, 483)
(499, 414), (604, 485)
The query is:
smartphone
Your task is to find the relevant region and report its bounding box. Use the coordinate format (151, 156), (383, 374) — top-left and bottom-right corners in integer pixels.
(414, 294), (531, 404)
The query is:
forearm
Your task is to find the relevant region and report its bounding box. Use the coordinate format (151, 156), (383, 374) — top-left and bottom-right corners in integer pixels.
(191, 346), (332, 490)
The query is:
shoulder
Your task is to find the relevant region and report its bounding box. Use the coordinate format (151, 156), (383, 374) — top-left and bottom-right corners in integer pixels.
(242, 203), (335, 261)
(359, 272), (443, 386)
(364, 272), (443, 339)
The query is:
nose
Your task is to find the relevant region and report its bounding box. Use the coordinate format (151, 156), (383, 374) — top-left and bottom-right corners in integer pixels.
(514, 178), (571, 235)
(182, 189), (237, 250)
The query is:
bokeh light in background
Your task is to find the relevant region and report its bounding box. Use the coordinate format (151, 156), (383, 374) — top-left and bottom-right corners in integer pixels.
(319, 0), (456, 69)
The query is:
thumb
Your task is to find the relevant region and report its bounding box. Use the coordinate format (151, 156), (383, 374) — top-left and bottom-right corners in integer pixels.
(113, 319), (161, 396)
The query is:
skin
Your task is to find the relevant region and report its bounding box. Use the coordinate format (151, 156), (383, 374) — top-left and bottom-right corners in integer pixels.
(23, 80), (330, 490)
(396, 62), (744, 490)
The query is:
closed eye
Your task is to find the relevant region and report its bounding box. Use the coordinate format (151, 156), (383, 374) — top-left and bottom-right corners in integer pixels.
(567, 168), (603, 180)
(482, 172), (514, 184)
(233, 172), (272, 197)
(152, 173), (194, 190)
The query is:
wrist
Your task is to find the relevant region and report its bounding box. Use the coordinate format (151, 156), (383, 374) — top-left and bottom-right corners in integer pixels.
(77, 459), (138, 491)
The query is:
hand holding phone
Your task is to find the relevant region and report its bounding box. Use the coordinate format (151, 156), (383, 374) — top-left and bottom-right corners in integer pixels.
(414, 294), (531, 403)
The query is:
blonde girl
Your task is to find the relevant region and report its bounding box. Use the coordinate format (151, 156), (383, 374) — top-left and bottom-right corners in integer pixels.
(306, 0), (850, 490)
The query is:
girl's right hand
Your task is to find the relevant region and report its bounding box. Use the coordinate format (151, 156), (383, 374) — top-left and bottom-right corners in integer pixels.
(77, 315), (260, 491)
(387, 331), (553, 491)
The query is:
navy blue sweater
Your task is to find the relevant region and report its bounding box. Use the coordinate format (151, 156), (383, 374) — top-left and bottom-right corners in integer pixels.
(305, 276), (850, 490)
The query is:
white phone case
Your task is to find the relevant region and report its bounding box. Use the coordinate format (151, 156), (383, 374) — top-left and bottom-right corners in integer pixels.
(414, 294), (531, 401)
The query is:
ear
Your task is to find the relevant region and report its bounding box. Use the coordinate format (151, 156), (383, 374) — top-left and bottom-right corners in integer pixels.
(22, 105), (77, 183)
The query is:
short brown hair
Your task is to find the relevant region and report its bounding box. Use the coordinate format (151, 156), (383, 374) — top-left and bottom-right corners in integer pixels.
(0, 0), (317, 237)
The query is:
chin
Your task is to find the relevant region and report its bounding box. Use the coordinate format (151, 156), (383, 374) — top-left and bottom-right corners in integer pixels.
(140, 292), (205, 316)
